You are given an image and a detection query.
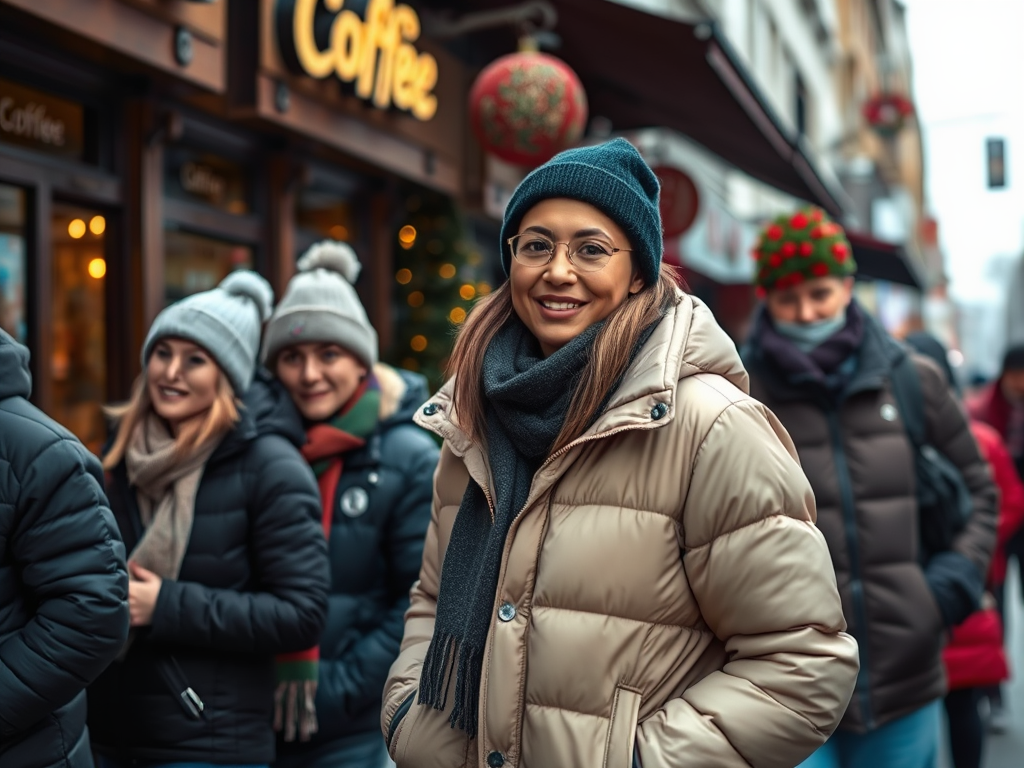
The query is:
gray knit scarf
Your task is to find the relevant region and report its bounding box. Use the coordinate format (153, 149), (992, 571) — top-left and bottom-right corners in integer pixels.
(419, 314), (658, 736)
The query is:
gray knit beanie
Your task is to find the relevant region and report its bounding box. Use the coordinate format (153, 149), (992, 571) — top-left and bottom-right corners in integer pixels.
(142, 270), (274, 396)
(499, 137), (663, 287)
(262, 240), (379, 369)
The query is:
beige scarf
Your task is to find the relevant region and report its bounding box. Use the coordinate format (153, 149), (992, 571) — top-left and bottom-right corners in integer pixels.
(125, 413), (220, 580)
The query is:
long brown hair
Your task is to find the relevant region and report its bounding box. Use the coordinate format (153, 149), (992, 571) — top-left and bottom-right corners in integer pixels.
(102, 371), (240, 471)
(448, 262), (681, 452)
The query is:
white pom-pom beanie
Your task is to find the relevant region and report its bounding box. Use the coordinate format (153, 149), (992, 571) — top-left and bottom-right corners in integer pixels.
(142, 269), (274, 395)
(261, 240), (379, 369)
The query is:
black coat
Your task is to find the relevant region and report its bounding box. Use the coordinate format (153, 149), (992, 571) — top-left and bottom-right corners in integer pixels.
(0, 329), (129, 768)
(88, 371), (330, 764)
(276, 366), (436, 762)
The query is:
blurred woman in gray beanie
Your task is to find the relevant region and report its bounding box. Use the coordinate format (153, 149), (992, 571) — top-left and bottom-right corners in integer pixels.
(87, 270), (330, 768)
(381, 138), (858, 768)
(265, 241), (436, 768)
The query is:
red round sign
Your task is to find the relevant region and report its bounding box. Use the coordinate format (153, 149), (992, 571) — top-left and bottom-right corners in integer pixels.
(653, 166), (700, 238)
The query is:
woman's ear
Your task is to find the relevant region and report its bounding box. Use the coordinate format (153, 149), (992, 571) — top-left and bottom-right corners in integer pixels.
(629, 269), (645, 296)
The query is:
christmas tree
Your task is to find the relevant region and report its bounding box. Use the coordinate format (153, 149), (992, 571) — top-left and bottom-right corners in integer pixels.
(388, 189), (490, 391)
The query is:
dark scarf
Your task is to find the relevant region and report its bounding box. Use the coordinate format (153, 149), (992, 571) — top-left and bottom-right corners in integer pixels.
(758, 302), (865, 393)
(419, 315), (658, 736)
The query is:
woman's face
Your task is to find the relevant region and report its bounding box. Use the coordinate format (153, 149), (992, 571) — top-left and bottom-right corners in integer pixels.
(275, 342), (368, 422)
(146, 338), (221, 432)
(510, 198), (644, 357)
(765, 276), (854, 324)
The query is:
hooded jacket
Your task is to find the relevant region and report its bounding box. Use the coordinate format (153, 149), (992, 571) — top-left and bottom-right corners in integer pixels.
(89, 370), (330, 764)
(276, 364), (437, 761)
(381, 291), (859, 768)
(743, 305), (998, 733)
(0, 329), (129, 768)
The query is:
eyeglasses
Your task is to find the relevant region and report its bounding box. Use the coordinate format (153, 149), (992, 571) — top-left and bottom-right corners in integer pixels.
(507, 233), (632, 273)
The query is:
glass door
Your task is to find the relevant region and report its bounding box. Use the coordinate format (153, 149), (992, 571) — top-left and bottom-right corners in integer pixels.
(0, 183), (27, 343)
(51, 203), (108, 453)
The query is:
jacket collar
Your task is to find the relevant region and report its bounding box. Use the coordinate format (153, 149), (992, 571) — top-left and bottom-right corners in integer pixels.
(415, 289), (747, 476)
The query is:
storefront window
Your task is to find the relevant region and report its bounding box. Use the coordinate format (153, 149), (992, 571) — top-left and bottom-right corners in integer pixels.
(51, 203), (107, 453)
(0, 183), (27, 342)
(295, 179), (360, 257)
(165, 228), (253, 304)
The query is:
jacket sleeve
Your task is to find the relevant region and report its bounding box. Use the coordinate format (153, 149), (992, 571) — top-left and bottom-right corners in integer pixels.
(380, 443), (457, 740)
(318, 428), (436, 722)
(916, 357), (999, 626)
(0, 438), (129, 738)
(149, 435), (330, 654)
(635, 399), (859, 768)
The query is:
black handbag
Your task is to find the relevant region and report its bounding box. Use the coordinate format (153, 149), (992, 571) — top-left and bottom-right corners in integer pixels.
(889, 353), (973, 559)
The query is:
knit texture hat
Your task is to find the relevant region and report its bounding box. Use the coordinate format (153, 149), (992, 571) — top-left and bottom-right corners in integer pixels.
(499, 137), (663, 287)
(1003, 344), (1024, 373)
(752, 206), (857, 294)
(142, 270), (273, 396)
(262, 241), (379, 369)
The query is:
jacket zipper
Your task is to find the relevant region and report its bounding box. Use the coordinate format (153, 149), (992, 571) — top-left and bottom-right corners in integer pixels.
(825, 407), (875, 730)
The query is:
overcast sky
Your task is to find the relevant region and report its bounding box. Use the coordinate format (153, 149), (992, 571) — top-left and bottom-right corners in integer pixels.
(903, 0), (1024, 304)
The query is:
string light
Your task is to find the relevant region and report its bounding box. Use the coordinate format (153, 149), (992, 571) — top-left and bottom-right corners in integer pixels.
(399, 225), (417, 249)
(68, 219), (86, 239)
(449, 307), (467, 323)
(410, 335), (427, 352)
(459, 284), (476, 300)
(407, 291), (425, 307)
(89, 216), (106, 235)
(87, 258), (106, 279)
(396, 268), (412, 285)
(439, 263), (456, 279)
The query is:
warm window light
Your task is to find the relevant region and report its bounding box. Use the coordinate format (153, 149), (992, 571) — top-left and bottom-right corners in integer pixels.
(410, 335), (427, 352)
(88, 257), (107, 279)
(68, 219), (86, 239)
(459, 284), (476, 300)
(89, 215), (106, 235)
(396, 268), (413, 285)
(439, 263), (456, 279)
(449, 307), (467, 323)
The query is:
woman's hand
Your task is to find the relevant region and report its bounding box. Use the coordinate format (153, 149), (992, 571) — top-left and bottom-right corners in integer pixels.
(128, 561), (163, 627)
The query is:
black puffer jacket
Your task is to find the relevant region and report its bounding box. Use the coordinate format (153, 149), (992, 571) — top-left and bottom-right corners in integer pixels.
(0, 329), (129, 768)
(276, 364), (436, 762)
(89, 370), (330, 764)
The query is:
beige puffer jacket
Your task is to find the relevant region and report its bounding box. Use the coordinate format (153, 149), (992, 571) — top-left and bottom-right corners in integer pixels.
(382, 291), (859, 768)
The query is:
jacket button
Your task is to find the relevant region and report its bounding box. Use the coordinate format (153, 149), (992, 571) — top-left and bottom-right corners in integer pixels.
(487, 751), (505, 768)
(650, 402), (668, 420)
(497, 602), (516, 622)
(422, 403), (439, 416)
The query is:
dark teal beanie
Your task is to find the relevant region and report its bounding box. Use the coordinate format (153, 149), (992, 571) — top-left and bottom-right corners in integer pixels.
(499, 138), (663, 287)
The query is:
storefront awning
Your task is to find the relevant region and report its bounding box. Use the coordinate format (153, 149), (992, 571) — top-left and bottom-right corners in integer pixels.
(848, 232), (925, 290)
(539, 0), (849, 216)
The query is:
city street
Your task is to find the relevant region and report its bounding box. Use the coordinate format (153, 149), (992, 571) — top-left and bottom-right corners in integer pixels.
(981, 567), (1024, 768)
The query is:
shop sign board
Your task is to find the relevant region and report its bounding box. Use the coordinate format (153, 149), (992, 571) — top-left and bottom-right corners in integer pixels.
(0, 78), (83, 160)
(165, 148), (250, 214)
(275, 0), (439, 121)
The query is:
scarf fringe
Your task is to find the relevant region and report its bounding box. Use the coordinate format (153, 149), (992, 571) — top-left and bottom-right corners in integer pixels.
(417, 632), (483, 738)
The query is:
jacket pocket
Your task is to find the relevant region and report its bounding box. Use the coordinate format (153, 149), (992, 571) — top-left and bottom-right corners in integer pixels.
(604, 686), (642, 768)
(387, 691), (416, 757)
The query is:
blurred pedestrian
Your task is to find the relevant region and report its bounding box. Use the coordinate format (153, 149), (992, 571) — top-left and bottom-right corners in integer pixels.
(742, 209), (998, 768)
(0, 327), (129, 768)
(87, 271), (330, 768)
(906, 331), (1024, 767)
(381, 139), (859, 768)
(970, 344), (1024, 598)
(263, 242), (436, 768)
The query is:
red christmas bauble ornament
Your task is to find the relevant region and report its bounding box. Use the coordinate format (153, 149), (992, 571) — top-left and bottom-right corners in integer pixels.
(469, 51), (589, 167)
